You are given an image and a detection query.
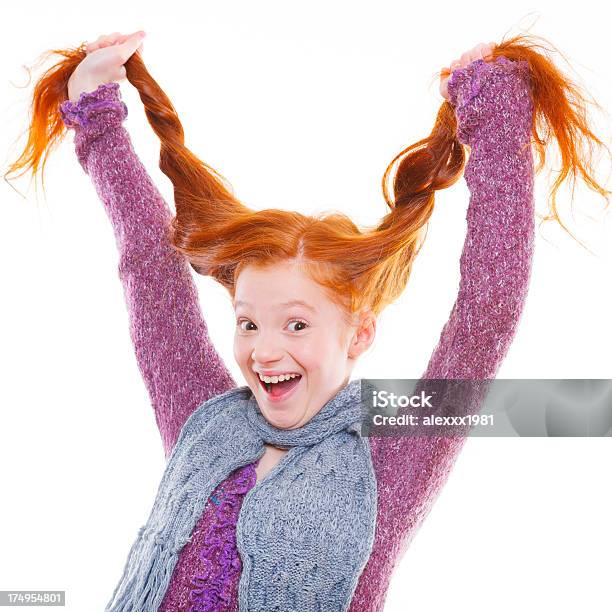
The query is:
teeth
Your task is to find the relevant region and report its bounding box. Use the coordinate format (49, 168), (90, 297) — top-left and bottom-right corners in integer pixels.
(258, 372), (301, 384)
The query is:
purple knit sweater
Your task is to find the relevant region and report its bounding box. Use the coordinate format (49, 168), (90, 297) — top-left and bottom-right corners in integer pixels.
(59, 55), (534, 611)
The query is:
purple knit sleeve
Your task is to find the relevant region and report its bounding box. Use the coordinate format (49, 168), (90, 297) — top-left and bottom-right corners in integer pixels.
(420, 55), (534, 381)
(351, 57), (535, 610)
(60, 83), (237, 459)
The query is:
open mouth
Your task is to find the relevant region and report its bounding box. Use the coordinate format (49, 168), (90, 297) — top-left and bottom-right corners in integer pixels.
(257, 374), (302, 401)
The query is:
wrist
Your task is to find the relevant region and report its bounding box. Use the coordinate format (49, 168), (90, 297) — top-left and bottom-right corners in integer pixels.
(67, 71), (101, 103)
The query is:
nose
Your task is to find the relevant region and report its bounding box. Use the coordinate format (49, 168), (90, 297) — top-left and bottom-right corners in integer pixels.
(251, 330), (284, 365)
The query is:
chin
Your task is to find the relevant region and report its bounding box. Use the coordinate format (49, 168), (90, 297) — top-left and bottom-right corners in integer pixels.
(262, 408), (296, 426)
(263, 407), (309, 430)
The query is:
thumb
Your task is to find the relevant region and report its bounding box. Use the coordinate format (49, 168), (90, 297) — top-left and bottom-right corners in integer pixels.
(117, 31), (146, 62)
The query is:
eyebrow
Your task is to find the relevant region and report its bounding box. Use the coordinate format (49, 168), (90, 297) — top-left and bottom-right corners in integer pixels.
(233, 299), (317, 313)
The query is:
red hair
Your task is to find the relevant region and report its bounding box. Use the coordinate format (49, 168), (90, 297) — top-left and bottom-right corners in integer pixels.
(6, 33), (610, 320)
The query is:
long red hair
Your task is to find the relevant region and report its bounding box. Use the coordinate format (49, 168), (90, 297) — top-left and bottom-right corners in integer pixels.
(5, 33), (611, 319)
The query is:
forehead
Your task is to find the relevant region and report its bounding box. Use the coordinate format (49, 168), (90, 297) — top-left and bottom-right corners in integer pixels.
(233, 262), (327, 311)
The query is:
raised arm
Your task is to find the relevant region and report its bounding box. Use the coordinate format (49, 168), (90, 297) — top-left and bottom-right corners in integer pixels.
(367, 55), (535, 581)
(59, 83), (237, 458)
(420, 56), (535, 382)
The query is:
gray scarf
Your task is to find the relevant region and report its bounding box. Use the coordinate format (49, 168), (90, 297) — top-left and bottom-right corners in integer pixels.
(105, 378), (378, 611)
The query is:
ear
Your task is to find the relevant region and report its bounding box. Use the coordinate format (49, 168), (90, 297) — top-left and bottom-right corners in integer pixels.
(347, 310), (376, 359)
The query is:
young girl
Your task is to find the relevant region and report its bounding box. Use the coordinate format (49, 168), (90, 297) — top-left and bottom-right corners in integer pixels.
(7, 30), (609, 611)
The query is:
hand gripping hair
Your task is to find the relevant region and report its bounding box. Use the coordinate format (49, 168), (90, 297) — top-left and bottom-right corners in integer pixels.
(6, 32), (611, 322)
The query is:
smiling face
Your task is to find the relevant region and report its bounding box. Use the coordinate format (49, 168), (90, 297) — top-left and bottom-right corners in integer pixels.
(233, 260), (376, 430)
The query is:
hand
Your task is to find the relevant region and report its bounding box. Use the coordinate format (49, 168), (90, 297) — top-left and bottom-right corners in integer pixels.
(67, 30), (146, 102)
(439, 42), (496, 101)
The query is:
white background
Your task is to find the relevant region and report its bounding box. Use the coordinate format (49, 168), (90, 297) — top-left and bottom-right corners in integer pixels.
(1, 2), (610, 610)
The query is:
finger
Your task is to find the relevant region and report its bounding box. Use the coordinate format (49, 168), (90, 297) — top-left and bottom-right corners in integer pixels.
(89, 31), (140, 53)
(106, 32), (122, 44)
(116, 31), (146, 62)
(88, 33), (115, 53)
(118, 33), (135, 46)
(482, 42), (494, 57)
(96, 31), (131, 52)
(114, 30), (144, 47)
(473, 43), (489, 60)
(469, 44), (484, 63)
(86, 34), (106, 54)
(92, 33), (108, 45)
(99, 36), (122, 50)
(101, 32), (124, 49)
(98, 32), (122, 48)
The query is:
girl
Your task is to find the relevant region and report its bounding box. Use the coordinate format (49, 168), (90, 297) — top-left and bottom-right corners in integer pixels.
(6, 30), (610, 611)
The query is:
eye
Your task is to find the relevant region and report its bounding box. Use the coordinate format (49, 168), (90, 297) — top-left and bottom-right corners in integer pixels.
(236, 318), (308, 332)
(236, 318), (257, 332)
(287, 319), (308, 332)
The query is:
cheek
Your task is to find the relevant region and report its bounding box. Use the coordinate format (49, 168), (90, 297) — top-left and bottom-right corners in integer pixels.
(233, 336), (251, 366)
(296, 337), (337, 373)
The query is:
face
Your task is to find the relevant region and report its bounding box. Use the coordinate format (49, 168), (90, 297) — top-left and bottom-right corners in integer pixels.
(233, 260), (376, 429)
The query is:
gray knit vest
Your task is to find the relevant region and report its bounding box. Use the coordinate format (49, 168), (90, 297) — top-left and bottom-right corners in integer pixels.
(105, 377), (378, 611)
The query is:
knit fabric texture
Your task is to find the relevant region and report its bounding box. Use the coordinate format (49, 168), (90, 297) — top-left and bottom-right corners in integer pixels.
(59, 54), (535, 611)
(158, 459), (260, 611)
(100, 380), (378, 611)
